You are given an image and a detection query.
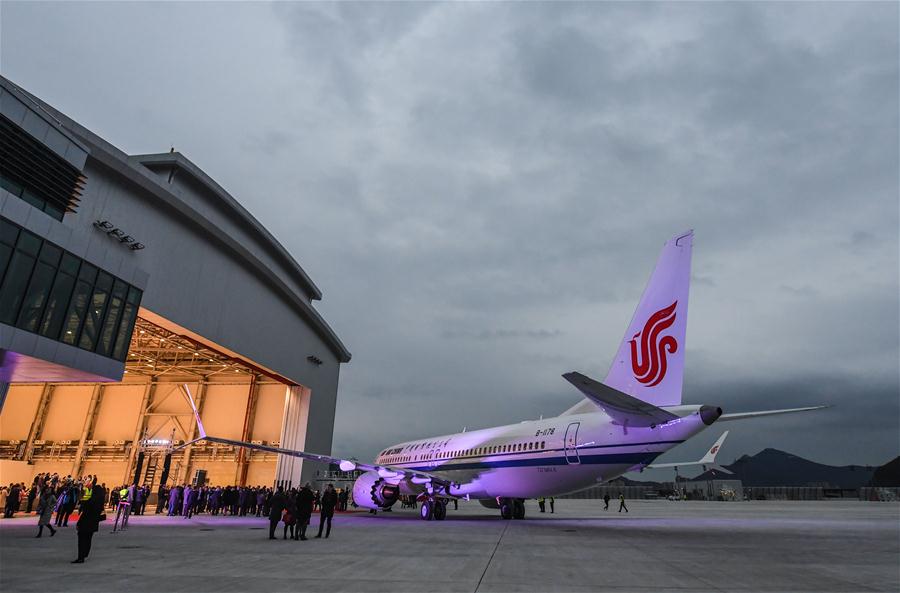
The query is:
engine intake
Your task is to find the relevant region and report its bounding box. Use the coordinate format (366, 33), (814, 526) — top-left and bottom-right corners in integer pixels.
(352, 471), (400, 510)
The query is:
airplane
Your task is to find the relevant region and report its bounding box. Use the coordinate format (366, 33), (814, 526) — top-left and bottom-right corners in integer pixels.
(179, 230), (828, 521)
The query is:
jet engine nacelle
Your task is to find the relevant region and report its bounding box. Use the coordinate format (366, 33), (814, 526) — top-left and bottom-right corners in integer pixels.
(352, 470), (401, 510)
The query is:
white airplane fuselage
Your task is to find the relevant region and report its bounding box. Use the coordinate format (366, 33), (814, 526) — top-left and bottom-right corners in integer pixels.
(375, 405), (714, 500)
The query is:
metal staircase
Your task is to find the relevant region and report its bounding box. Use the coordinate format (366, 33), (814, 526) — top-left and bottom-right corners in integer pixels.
(143, 455), (158, 488)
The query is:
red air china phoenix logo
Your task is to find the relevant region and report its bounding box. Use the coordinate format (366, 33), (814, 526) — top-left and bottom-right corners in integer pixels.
(629, 301), (678, 387)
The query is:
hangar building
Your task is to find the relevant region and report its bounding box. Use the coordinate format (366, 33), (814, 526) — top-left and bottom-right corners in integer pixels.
(0, 76), (351, 489)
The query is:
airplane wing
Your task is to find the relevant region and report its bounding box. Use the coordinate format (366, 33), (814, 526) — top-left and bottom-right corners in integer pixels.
(647, 431), (733, 474)
(562, 371), (679, 427)
(175, 384), (451, 487)
(717, 405), (830, 421)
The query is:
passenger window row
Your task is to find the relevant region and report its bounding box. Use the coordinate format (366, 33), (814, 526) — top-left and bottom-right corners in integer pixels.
(380, 439), (552, 465)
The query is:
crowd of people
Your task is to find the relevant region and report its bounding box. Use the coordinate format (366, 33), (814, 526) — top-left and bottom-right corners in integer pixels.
(1, 473), (356, 560)
(2, 473), (106, 563)
(140, 483), (351, 519)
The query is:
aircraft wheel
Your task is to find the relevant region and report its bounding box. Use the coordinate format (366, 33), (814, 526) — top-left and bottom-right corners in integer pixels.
(499, 500), (513, 520)
(434, 500), (447, 521)
(420, 500), (434, 521)
(513, 499), (525, 519)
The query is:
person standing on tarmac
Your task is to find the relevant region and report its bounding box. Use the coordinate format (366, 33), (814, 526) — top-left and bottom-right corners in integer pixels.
(549, 497), (555, 513)
(296, 483), (314, 540)
(156, 485), (167, 514)
(72, 476), (105, 564)
(282, 490), (298, 540)
(315, 484), (338, 539)
(268, 487), (286, 540)
(603, 493), (610, 510)
(538, 497), (546, 513)
(618, 493), (628, 513)
(35, 485), (57, 538)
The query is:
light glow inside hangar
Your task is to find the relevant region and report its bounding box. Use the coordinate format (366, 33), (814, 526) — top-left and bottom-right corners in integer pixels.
(0, 312), (311, 489)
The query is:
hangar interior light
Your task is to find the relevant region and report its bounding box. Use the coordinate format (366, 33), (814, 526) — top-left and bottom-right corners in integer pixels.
(125, 315), (288, 382)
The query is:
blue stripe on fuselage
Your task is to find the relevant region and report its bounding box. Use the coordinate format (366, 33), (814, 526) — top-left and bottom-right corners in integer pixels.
(398, 451), (664, 472)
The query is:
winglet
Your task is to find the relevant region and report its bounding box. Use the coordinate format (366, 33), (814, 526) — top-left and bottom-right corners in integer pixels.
(699, 430), (728, 464)
(182, 383), (206, 439)
(647, 430), (733, 473)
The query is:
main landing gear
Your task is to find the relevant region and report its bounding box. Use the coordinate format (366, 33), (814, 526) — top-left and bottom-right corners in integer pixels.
(419, 498), (448, 521)
(499, 498), (525, 520)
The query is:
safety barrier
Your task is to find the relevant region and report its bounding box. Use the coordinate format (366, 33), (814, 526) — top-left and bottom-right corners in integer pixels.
(112, 501), (131, 532)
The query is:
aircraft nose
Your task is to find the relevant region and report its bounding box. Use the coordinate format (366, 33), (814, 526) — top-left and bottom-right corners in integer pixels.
(699, 405), (723, 425)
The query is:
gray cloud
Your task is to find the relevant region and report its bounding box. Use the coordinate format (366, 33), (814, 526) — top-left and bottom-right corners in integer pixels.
(2, 2), (896, 468)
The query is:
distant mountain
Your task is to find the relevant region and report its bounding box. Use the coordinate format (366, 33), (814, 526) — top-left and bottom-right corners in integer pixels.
(869, 456), (900, 487)
(693, 448), (878, 488)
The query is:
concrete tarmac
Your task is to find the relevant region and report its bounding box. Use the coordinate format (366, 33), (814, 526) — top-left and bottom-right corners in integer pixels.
(0, 499), (897, 593)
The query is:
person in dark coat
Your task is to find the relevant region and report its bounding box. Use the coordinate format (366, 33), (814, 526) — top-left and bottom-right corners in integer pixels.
(603, 493), (610, 510)
(55, 484), (70, 526)
(283, 491), (298, 540)
(35, 485), (57, 538)
(208, 487), (221, 515)
(156, 485), (168, 514)
(26, 480), (38, 513)
(256, 489), (266, 517)
(296, 483), (314, 541)
(72, 477), (105, 563)
(167, 485), (179, 516)
(185, 486), (199, 518)
(4, 483), (20, 518)
(316, 484), (338, 539)
(267, 487), (286, 540)
(60, 483), (78, 526)
(181, 485), (193, 518)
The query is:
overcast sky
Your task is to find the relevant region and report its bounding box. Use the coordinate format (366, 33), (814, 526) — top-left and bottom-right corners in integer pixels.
(2, 2), (897, 475)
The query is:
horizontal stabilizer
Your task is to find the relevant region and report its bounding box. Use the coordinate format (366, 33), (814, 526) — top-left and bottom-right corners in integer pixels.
(563, 372), (679, 427)
(718, 405), (829, 422)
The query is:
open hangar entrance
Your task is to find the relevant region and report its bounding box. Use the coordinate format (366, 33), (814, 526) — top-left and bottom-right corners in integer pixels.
(0, 311), (311, 490)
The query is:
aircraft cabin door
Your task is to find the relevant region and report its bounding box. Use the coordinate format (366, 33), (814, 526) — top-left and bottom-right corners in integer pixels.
(564, 422), (580, 464)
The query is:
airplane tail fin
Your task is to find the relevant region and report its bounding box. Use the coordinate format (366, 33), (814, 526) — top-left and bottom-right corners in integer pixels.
(604, 230), (693, 407)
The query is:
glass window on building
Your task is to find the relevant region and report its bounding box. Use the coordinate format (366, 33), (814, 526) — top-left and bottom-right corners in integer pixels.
(96, 279), (127, 357)
(38, 253), (79, 340)
(78, 271), (112, 352)
(60, 277), (92, 345)
(16, 242), (62, 332)
(0, 217), (142, 362)
(0, 229), (40, 325)
(111, 286), (141, 361)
